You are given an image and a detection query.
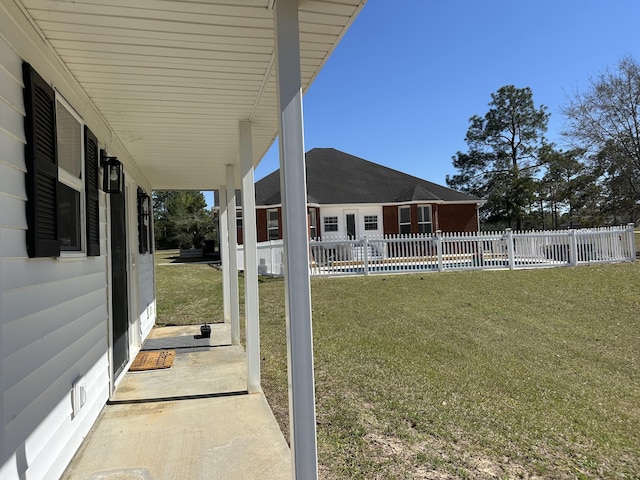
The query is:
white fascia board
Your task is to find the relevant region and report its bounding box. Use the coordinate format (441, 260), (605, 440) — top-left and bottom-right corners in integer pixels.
(380, 200), (485, 206)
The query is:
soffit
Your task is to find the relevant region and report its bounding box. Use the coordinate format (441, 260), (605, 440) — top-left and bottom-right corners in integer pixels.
(17, 0), (366, 189)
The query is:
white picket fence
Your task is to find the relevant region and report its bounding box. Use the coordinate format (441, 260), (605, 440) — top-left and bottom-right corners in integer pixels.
(236, 225), (636, 277)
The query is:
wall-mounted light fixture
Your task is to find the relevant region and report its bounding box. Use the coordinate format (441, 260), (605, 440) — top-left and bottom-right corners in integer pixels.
(100, 149), (123, 194)
(137, 187), (150, 217)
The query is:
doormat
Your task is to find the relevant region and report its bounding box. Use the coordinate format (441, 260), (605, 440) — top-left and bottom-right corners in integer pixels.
(129, 350), (175, 371)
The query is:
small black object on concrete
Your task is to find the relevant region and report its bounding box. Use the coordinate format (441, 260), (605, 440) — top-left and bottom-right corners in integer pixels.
(200, 323), (211, 338)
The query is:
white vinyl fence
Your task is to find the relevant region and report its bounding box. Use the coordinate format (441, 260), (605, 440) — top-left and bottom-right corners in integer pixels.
(236, 225), (636, 277)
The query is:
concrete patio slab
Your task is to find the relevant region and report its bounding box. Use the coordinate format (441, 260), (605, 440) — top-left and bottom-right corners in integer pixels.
(61, 324), (291, 480)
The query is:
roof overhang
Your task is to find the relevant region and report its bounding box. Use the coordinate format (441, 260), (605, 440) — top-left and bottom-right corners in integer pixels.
(7, 0), (367, 190)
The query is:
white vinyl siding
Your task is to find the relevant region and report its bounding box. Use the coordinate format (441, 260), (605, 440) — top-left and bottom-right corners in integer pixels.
(320, 206), (383, 238)
(137, 254), (156, 342)
(0, 34), (122, 480)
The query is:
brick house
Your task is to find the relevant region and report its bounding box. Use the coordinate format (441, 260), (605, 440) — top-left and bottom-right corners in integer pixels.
(235, 148), (483, 243)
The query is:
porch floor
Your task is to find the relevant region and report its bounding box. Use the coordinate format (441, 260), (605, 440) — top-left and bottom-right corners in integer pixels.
(61, 324), (291, 479)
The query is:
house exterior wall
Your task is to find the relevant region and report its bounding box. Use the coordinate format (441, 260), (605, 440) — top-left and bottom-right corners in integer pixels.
(0, 25), (155, 480)
(319, 205), (383, 238)
(383, 205), (399, 235)
(437, 203), (479, 232)
(384, 203), (478, 234)
(251, 203), (478, 241)
(256, 208), (268, 242)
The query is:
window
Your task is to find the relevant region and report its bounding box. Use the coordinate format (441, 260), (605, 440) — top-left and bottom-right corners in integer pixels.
(58, 183), (81, 250)
(23, 63), (100, 258)
(309, 209), (318, 239)
(364, 215), (378, 231)
(236, 208), (243, 229)
(56, 98), (84, 252)
(399, 206), (411, 234)
(267, 209), (279, 240)
(418, 205), (433, 234)
(323, 216), (338, 232)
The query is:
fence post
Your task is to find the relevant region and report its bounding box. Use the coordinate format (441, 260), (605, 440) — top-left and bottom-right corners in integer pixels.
(569, 229), (578, 266)
(506, 228), (515, 270)
(363, 236), (369, 276)
(628, 223), (636, 261)
(436, 230), (444, 272)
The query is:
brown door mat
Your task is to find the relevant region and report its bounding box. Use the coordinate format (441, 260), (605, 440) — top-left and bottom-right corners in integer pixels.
(129, 350), (175, 371)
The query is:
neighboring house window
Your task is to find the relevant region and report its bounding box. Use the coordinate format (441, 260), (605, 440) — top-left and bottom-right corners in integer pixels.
(323, 216), (338, 232)
(418, 205), (433, 234)
(22, 63), (100, 258)
(364, 215), (378, 231)
(399, 206), (411, 234)
(267, 209), (279, 240)
(309, 209), (317, 239)
(236, 208), (243, 229)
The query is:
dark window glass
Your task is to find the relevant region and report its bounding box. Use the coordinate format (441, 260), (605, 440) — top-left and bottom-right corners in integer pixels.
(58, 182), (81, 250)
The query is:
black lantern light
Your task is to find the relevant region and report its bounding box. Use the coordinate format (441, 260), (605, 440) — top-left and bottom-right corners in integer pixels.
(137, 187), (150, 217)
(100, 149), (123, 194)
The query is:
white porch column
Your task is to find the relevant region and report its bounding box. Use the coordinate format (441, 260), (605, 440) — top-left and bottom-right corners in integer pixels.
(240, 120), (261, 394)
(218, 186), (231, 324)
(273, 1), (318, 478)
(226, 165), (241, 346)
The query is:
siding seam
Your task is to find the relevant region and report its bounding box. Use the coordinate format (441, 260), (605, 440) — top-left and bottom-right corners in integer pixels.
(0, 126), (26, 146)
(0, 94), (26, 117)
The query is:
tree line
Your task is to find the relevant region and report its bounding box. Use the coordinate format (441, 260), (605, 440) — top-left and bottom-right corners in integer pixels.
(446, 56), (640, 230)
(153, 191), (215, 249)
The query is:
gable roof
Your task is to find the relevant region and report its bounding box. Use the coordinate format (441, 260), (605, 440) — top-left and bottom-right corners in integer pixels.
(255, 148), (481, 205)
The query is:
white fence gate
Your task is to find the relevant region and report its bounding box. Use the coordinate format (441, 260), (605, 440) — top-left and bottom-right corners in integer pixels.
(236, 225), (636, 277)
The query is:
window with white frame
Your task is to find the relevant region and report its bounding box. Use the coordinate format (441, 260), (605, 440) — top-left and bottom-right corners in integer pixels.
(236, 208), (243, 229)
(309, 208), (318, 239)
(399, 206), (411, 234)
(417, 205), (433, 234)
(56, 98), (84, 252)
(22, 63), (101, 258)
(323, 216), (338, 232)
(364, 215), (378, 231)
(267, 209), (279, 240)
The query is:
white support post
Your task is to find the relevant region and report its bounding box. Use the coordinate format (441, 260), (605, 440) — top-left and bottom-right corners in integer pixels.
(226, 165), (241, 346)
(219, 187), (231, 324)
(363, 236), (369, 276)
(273, 0), (318, 478)
(0, 228), (4, 463)
(240, 120), (261, 394)
(436, 230), (444, 272)
(627, 223), (636, 261)
(506, 228), (515, 270)
(569, 229), (579, 266)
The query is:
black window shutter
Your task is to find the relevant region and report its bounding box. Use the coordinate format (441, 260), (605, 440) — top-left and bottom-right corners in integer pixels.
(22, 62), (60, 258)
(84, 126), (100, 256)
(137, 189), (148, 254)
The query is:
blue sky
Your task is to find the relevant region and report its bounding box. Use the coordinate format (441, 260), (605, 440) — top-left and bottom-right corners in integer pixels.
(205, 0), (640, 207)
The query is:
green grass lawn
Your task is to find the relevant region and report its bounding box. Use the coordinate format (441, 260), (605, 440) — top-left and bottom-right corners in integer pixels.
(156, 252), (640, 478)
(154, 249), (241, 325)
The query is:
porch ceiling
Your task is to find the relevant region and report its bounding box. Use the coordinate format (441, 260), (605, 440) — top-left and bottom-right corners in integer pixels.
(16, 0), (366, 190)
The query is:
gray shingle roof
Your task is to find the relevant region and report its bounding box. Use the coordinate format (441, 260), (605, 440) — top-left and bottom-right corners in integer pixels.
(255, 148), (480, 205)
